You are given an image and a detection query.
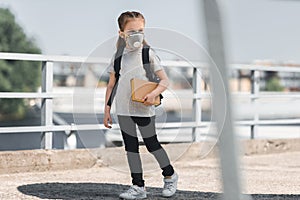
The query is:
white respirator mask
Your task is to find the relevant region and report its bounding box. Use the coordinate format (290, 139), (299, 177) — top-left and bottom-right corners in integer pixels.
(125, 31), (144, 50)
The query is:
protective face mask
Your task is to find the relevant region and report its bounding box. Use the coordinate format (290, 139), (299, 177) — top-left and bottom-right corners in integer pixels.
(125, 32), (144, 49)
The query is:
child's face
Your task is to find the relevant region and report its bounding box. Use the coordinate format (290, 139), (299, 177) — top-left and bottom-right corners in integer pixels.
(119, 18), (145, 38)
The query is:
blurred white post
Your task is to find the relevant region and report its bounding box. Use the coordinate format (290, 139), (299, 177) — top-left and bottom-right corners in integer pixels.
(250, 70), (260, 139)
(41, 61), (53, 149)
(192, 67), (202, 142)
(202, 0), (252, 200)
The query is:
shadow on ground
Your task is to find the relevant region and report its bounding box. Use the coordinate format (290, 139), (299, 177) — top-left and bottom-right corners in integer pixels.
(17, 183), (300, 200)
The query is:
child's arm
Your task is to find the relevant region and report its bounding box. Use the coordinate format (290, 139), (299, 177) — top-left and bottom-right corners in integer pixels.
(103, 73), (116, 128)
(143, 70), (169, 106)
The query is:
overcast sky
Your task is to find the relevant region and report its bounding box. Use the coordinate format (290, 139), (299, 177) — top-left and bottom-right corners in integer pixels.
(1, 0), (300, 63)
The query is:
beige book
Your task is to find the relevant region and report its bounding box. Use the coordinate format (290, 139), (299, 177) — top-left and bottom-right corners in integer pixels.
(130, 78), (160, 106)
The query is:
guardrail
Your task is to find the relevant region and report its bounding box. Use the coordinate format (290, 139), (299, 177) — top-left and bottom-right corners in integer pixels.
(0, 52), (299, 149)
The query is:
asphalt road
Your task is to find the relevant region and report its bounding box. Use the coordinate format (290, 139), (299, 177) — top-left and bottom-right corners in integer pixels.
(0, 149), (299, 199)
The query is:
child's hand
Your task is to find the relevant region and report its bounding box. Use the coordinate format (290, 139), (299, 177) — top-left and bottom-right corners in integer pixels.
(104, 108), (112, 128)
(143, 92), (156, 106)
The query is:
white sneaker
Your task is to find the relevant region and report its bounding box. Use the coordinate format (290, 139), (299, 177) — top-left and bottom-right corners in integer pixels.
(119, 185), (147, 200)
(162, 172), (178, 197)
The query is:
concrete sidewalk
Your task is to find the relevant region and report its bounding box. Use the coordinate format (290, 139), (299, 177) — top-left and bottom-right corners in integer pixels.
(0, 139), (300, 199)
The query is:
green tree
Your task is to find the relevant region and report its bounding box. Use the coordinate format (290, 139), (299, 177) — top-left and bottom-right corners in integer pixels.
(0, 8), (41, 120)
(265, 76), (284, 92)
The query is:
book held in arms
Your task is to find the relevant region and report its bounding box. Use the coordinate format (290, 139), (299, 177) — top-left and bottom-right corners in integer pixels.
(130, 78), (160, 106)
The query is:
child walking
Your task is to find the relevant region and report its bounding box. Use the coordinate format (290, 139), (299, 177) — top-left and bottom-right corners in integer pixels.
(103, 11), (178, 199)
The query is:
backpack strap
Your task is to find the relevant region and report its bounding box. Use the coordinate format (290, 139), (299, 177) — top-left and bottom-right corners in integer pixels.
(142, 45), (163, 105)
(107, 46), (124, 106)
(142, 45), (155, 82)
(113, 46), (124, 80)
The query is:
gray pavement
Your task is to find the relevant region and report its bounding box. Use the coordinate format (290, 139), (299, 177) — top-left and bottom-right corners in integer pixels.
(0, 139), (300, 199)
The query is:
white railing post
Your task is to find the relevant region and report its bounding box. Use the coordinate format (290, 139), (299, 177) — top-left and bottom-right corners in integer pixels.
(250, 70), (260, 139)
(202, 0), (252, 199)
(41, 61), (53, 149)
(192, 67), (202, 142)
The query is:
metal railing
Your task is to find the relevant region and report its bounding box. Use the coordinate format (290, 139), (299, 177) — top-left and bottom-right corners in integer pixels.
(0, 53), (110, 149)
(0, 52), (300, 149)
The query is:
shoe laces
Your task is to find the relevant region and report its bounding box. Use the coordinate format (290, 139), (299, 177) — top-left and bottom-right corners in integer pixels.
(164, 181), (175, 191)
(127, 185), (141, 194)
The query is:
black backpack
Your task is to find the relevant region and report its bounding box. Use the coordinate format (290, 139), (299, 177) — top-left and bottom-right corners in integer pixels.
(107, 45), (163, 106)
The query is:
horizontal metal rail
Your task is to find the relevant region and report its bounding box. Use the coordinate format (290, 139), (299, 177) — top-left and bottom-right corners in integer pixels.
(0, 122), (205, 134)
(0, 92), (73, 98)
(1, 118), (299, 134)
(231, 63), (300, 73)
(0, 52), (110, 64)
(1, 52), (300, 71)
(1, 91), (299, 100)
(236, 118), (300, 126)
(0, 124), (104, 134)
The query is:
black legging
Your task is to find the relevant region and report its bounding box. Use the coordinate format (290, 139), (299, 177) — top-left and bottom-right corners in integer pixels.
(117, 115), (174, 187)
